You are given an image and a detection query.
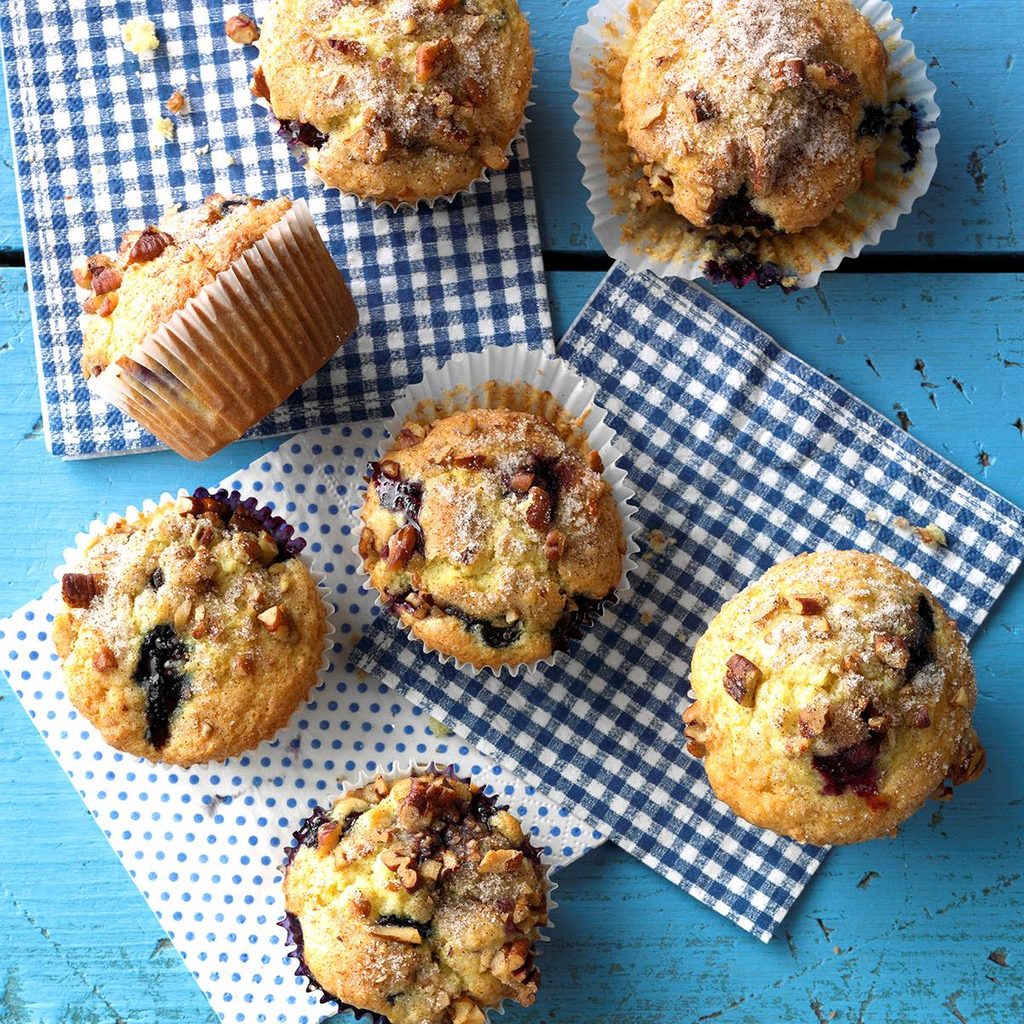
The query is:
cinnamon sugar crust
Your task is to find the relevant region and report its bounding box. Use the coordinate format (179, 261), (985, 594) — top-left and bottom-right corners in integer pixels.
(621, 0), (888, 233)
(257, 0), (533, 204)
(53, 493), (326, 766)
(685, 551), (984, 846)
(282, 769), (547, 1024)
(359, 408), (625, 670)
(75, 194), (292, 379)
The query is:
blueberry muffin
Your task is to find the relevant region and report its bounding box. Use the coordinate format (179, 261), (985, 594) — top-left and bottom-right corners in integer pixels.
(684, 551), (985, 845)
(282, 769), (547, 1024)
(359, 408), (625, 670)
(53, 490), (327, 765)
(621, 0), (888, 233)
(76, 193), (358, 460)
(255, 0), (533, 204)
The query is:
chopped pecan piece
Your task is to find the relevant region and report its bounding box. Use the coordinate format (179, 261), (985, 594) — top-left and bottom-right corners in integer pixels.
(948, 730), (985, 785)
(790, 595), (827, 615)
(251, 66), (271, 101)
(431, 0), (459, 11)
(91, 645), (117, 671)
(479, 848), (524, 874)
(398, 863), (420, 891)
(225, 14), (260, 45)
(166, 89), (187, 114)
(89, 261), (122, 295)
(746, 127), (773, 196)
(62, 572), (100, 608)
(544, 530), (565, 562)
(462, 77), (486, 107)
(367, 924), (422, 944)
(798, 699), (829, 738)
(394, 423), (426, 449)
(257, 604), (292, 633)
(416, 37), (454, 83)
(453, 454), (488, 470)
(479, 143), (509, 171)
(509, 469), (535, 495)
(379, 459), (401, 480)
(317, 821), (341, 854)
(127, 227), (174, 265)
(681, 702), (707, 757)
(72, 263), (92, 289)
(82, 292), (118, 317)
(524, 487), (552, 530)
(722, 654), (762, 706)
(683, 88), (717, 123)
(807, 61), (861, 96)
(905, 706), (931, 729)
(770, 58), (806, 90)
(588, 450), (604, 473)
(874, 632), (910, 671)
(327, 38), (367, 57)
(386, 524), (419, 571)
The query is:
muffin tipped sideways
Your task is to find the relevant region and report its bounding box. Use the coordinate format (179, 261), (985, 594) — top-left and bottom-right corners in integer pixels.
(282, 768), (548, 1024)
(684, 551), (984, 846)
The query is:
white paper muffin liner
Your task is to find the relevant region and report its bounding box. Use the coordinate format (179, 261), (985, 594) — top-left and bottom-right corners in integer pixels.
(53, 489), (337, 766)
(353, 342), (641, 677)
(88, 200), (359, 460)
(570, 0), (940, 290)
(281, 760), (557, 1024)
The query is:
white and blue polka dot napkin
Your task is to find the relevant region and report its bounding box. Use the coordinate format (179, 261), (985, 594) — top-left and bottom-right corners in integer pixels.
(0, 423), (600, 1024)
(0, 0), (552, 458)
(352, 264), (1024, 943)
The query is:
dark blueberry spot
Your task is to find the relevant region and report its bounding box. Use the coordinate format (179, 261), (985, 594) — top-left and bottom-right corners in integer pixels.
(134, 625), (190, 750)
(340, 811), (362, 836)
(905, 594), (936, 679)
(217, 198), (250, 214)
(812, 735), (882, 797)
(858, 104), (887, 138)
(709, 187), (776, 231)
(896, 103), (923, 171)
(191, 487), (305, 559)
(277, 118), (329, 151)
(703, 253), (789, 291)
(375, 915), (432, 938)
(442, 605), (523, 650)
(148, 568), (165, 590)
(368, 462), (423, 520)
(551, 594), (615, 653)
(285, 805), (333, 867)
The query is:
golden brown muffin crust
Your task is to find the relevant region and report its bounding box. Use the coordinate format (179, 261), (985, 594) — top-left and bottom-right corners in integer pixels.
(75, 194), (291, 379)
(684, 551), (984, 845)
(54, 493), (326, 766)
(359, 407), (626, 670)
(621, 0), (888, 233)
(257, 0), (533, 203)
(283, 769), (547, 1024)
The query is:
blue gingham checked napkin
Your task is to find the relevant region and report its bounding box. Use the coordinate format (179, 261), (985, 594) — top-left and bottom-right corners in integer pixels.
(0, 0), (551, 457)
(353, 262), (1024, 942)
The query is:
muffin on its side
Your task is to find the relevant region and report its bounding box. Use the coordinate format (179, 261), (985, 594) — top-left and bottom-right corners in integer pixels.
(282, 768), (548, 1024)
(255, 0), (533, 204)
(75, 193), (358, 460)
(53, 490), (327, 765)
(621, 0), (888, 233)
(359, 407), (625, 670)
(683, 550), (985, 845)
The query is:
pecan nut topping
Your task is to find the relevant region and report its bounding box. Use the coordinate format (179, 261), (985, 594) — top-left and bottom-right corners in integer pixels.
(62, 572), (100, 608)
(225, 13), (260, 45)
(722, 653), (762, 706)
(127, 227), (174, 265)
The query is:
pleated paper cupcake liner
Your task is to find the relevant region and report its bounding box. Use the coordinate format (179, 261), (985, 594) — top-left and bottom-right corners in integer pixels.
(89, 200), (359, 460)
(353, 343), (641, 677)
(53, 489), (337, 766)
(280, 761), (557, 1024)
(570, 0), (940, 290)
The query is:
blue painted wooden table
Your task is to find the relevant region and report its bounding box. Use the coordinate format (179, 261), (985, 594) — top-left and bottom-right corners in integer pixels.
(1, 2), (1022, 1021)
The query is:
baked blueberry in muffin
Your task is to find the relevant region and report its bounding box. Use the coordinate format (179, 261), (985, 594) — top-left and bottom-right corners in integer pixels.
(359, 408), (625, 670)
(54, 490), (327, 765)
(684, 551), (985, 845)
(621, 0), (888, 233)
(255, 0), (533, 204)
(282, 768), (547, 1024)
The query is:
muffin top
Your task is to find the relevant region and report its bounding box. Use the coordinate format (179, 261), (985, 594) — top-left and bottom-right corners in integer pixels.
(685, 550), (985, 845)
(359, 407), (625, 670)
(74, 194), (291, 379)
(283, 769), (547, 1024)
(53, 490), (326, 766)
(621, 0), (888, 233)
(256, 0), (533, 203)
